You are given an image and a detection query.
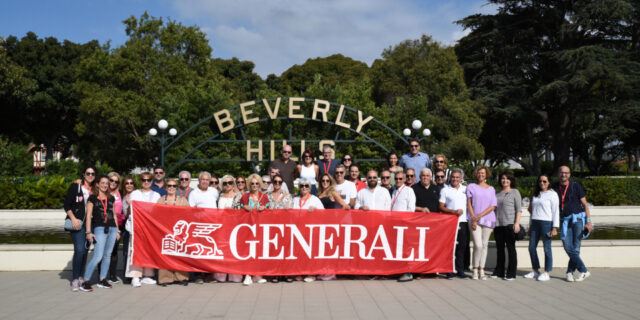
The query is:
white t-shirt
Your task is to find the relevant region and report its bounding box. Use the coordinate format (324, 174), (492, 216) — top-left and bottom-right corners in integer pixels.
(355, 186), (391, 210)
(334, 180), (357, 203)
(130, 189), (162, 204)
(439, 184), (467, 223)
(188, 187), (219, 208)
(391, 185), (416, 212)
(292, 195), (325, 210)
(531, 190), (560, 228)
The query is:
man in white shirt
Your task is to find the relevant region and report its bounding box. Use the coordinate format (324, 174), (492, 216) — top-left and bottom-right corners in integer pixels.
(438, 169), (470, 279)
(355, 170), (391, 211)
(188, 171), (219, 209)
(333, 164), (356, 208)
(391, 172), (416, 212)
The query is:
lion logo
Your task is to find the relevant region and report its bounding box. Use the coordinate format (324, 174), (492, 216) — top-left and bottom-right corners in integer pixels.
(161, 220), (223, 259)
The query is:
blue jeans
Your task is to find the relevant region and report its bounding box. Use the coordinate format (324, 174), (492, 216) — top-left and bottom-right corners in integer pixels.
(84, 226), (118, 281)
(528, 220), (553, 272)
(69, 228), (87, 280)
(562, 218), (587, 273)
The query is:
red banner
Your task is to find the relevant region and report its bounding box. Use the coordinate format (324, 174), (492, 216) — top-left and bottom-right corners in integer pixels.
(132, 201), (458, 275)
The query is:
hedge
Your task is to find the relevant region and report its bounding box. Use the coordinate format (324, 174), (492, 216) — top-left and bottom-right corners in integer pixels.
(0, 175), (638, 209)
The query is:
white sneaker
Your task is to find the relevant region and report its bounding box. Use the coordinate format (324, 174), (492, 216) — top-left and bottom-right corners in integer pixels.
(537, 272), (550, 281)
(575, 271), (591, 282)
(243, 275), (253, 286)
(479, 269), (487, 280)
(141, 277), (156, 285)
(132, 277), (141, 288)
(254, 276), (267, 284)
(566, 272), (575, 282)
(472, 269), (479, 280)
(303, 276), (316, 283)
(524, 271), (539, 279)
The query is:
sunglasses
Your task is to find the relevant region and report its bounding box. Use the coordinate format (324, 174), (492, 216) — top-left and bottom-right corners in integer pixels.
(410, 144), (419, 148)
(109, 179), (119, 184)
(222, 181), (233, 186)
(395, 177), (405, 180)
(282, 151), (292, 154)
(85, 172), (95, 176)
(273, 180), (283, 185)
(154, 171), (164, 175)
(237, 180), (246, 184)
(210, 180), (219, 185)
(124, 181), (135, 185)
(303, 155), (312, 159)
(435, 160), (445, 163)
(179, 178), (190, 181)
(141, 178), (152, 182)
(381, 176), (391, 180)
(342, 158), (352, 161)
(321, 179), (331, 183)
(250, 182), (260, 186)
(436, 175), (445, 179)
(367, 176), (378, 180)
(335, 171), (345, 174)
(539, 180), (549, 184)
(166, 184), (178, 188)
(300, 184), (310, 188)
(406, 174), (415, 178)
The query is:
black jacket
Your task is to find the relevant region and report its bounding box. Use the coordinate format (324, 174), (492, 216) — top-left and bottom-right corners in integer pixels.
(63, 183), (87, 220)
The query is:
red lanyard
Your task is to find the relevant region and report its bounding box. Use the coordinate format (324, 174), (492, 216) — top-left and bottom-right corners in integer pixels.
(99, 194), (108, 223)
(180, 187), (191, 197)
(299, 194), (310, 208)
(323, 159), (332, 173)
(391, 185), (406, 210)
(560, 181), (570, 210)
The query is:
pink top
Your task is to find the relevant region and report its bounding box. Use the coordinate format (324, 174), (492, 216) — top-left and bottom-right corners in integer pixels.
(111, 190), (124, 226)
(466, 183), (497, 228)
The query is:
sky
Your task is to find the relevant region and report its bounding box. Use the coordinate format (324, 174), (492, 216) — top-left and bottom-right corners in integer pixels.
(1, 0), (496, 78)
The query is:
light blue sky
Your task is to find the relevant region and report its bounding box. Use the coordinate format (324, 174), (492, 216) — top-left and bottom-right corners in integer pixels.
(1, 0), (495, 77)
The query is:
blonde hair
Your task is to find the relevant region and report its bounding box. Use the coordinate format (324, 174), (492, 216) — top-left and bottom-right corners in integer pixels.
(246, 173), (264, 190)
(434, 154), (448, 168)
(107, 172), (121, 191)
(317, 173), (337, 196)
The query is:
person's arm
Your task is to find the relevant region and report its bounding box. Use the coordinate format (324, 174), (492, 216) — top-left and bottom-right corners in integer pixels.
(333, 191), (350, 210)
(354, 192), (363, 210)
(112, 200), (121, 241)
(64, 184), (83, 230)
(314, 164), (319, 178)
(581, 196), (592, 232)
(408, 190), (416, 212)
(439, 202), (462, 215)
(415, 205), (430, 213)
(466, 198), (475, 220)
(382, 189), (391, 210)
(85, 201), (95, 242)
(551, 193), (560, 236)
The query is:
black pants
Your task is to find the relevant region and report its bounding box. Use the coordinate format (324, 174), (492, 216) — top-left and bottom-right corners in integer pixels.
(455, 222), (470, 274)
(494, 225), (517, 278)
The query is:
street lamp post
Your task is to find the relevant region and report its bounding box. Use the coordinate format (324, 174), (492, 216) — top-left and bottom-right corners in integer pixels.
(403, 119), (431, 144)
(149, 119), (178, 169)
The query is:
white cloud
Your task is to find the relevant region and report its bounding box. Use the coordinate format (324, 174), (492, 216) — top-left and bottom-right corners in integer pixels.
(172, 0), (495, 77)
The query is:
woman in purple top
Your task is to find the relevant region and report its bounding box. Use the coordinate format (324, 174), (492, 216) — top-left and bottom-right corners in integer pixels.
(466, 166), (497, 280)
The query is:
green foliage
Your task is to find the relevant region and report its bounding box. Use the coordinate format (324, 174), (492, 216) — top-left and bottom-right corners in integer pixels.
(0, 176), (69, 209)
(0, 137), (32, 176)
(582, 177), (640, 205)
(45, 159), (82, 176)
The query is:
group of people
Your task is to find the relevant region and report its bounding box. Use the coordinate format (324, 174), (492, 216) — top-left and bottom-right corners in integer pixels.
(63, 140), (593, 292)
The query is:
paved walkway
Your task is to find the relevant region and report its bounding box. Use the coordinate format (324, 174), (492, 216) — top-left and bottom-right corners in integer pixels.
(0, 269), (638, 319)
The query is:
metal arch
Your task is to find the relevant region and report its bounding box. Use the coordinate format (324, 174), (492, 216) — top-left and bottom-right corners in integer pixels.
(164, 98), (408, 175)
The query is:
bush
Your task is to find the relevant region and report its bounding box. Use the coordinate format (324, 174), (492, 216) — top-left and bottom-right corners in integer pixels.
(45, 159), (115, 177)
(0, 137), (33, 176)
(582, 177), (640, 206)
(0, 176), (69, 209)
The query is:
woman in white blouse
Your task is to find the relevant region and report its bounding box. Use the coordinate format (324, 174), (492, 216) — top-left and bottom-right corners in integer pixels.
(293, 179), (324, 211)
(525, 174), (559, 281)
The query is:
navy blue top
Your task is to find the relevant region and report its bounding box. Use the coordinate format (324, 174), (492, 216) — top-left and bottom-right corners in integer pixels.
(151, 182), (167, 196)
(317, 159), (339, 177)
(552, 181), (586, 218)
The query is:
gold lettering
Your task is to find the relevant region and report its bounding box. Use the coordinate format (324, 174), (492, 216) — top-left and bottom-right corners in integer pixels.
(288, 97), (305, 119)
(246, 140), (263, 161)
(213, 109), (235, 133)
(263, 98), (281, 120)
(312, 99), (331, 122)
(334, 105), (351, 129)
(240, 101), (259, 125)
(270, 140), (276, 161)
(355, 110), (374, 133)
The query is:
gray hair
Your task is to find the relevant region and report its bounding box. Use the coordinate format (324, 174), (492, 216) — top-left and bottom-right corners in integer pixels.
(198, 171), (211, 180)
(335, 164), (346, 170)
(178, 170), (191, 179)
(451, 168), (464, 180)
(220, 174), (235, 183)
(420, 168), (433, 176)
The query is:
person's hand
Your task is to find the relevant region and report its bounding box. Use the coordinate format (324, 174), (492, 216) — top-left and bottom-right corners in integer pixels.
(86, 232), (95, 242)
(75, 179), (82, 185)
(551, 228), (558, 237)
(116, 232), (121, 241)
(342, 204), (350, 210)
(71, 218), (82, 230)
(243, 206), (253, 212)
(471, 221), (478, 231)
(308, 206), (316, 212)
(361, 206), (370, 211)
(423, 208), (430, 213)
(513, 224), (520, 233)
(456, 209), (463, 216)
(257, 205), (265, 212)
(585, 221), (593, 232)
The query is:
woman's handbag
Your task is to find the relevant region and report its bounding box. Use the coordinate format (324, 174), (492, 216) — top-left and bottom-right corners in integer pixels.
(64, 184), (85, 231)
(515, 224), (526, 240)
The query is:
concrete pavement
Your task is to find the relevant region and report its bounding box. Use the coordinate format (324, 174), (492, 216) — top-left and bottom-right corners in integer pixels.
(0, 269), (638, 319)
